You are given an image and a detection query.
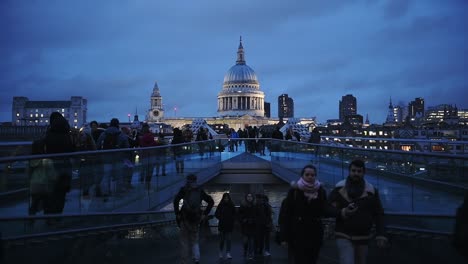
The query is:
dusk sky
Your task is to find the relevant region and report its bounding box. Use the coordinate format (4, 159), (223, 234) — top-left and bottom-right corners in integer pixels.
(1, 0), (467, 124)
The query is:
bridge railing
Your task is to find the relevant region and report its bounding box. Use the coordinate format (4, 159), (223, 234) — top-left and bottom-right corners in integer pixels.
(0, 141), (221, 217)
(215, 138), (467, 215)
(1, 137), (466, 216)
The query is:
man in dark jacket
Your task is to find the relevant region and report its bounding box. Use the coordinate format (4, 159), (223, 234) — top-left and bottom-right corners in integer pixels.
(329, 159), (387, 264)
(41, 112), (75, 214)
(96, 118), (130, 196)
(173, 174), (214, 264)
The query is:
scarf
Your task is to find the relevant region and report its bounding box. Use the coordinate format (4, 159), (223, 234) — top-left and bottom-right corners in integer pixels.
(297, 177), (321, 200)
(345, 176), (365, 200)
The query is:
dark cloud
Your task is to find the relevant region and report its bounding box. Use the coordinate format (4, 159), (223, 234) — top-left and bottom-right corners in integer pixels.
(1, 1), (467, 124)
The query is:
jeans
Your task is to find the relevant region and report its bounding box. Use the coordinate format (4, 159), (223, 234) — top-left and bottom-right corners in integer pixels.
(180, 221), (200, 263)
(219, 231), (232, 252)
(336, 238), (368, 264)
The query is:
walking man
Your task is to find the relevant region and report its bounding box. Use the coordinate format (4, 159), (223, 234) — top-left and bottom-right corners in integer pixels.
(329, 159), (387, 264)
(173, 174), (214, 264)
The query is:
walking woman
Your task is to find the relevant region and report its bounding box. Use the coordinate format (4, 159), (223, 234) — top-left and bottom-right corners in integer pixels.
(279, 164), (337, 264)
(239, 193), (256, 260)
(215, 192), (236, 259)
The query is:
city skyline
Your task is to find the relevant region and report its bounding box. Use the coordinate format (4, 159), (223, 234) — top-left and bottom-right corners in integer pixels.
(1, 1), (467, 124)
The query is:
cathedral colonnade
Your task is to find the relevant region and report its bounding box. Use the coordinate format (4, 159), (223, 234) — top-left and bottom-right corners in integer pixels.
(218, 96), (264, 111)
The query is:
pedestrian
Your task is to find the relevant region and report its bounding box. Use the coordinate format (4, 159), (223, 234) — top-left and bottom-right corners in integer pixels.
(279, 164), (337, 264)
(90, 120), (104, 144)
(41, 112), (75, 214)
(308, 127), (321, 159)
(173, 174), (214, 264)
(171, 128), (185, 174)
(329, 159), (388, 264)
(215, 192), (236, 259)
(139, 123), (156, 185)
(96, 118), (130, 196)
(239, 193), (256, 260)
(76, 124), (97, 197)
(254, 194), (273, 257)
(453, 192), (468, 261)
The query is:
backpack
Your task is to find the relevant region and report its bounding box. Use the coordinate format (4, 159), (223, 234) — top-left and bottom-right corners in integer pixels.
(102, 132), (120, 150)
(182, 187), (203, 222)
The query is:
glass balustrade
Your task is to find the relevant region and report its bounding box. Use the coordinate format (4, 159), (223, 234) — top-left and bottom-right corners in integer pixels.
(0, 138), (466, 239)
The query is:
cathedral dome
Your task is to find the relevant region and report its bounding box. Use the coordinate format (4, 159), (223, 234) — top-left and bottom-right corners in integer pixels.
(223, 64), (258, 84)
(217, 37), (265, 118)
(222, 37), (259, 86)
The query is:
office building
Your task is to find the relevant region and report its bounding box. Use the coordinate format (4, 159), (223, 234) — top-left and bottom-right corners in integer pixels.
(339, 94), (357, 121)
(278, 94), (294, 118)
(12, 96), (87, 128)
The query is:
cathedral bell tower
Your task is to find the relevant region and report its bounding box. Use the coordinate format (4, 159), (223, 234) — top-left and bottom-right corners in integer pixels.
(148, 81), (164, 122)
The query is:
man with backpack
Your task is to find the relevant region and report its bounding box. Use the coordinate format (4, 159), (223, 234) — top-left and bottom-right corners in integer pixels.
(173, 174), (214, 264)
(96, 118), (130, 196)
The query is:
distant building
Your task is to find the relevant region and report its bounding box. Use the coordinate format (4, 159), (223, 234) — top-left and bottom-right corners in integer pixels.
(147, 81), (165, 122)
(408, 97), (424, 124)
(264, 102), (271, 118)
(458, 109), (468, 125)
(384, 98), (406, 126)
(385, 98), (396, 125)
(345, 114), (364, 127)
(278, 94), (294, 118)
(12, 96), (87, 128)
(339, 94), (357, 121)
(424, 104), (458, 124)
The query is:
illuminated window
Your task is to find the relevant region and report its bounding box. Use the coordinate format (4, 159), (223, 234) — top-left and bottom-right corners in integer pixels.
(62, 109), (65, 112)
(16, 113), (19, 117)
(401, 146), (412, 151)
(40, 114), (44, 117)
(35, 114), (38, 117)
(74, 112), (78, 117)
(379, 131), (383, 136)
(74, 119), (78, 123)
(30, 114), (33, 117)
(35, 109), (38, 112)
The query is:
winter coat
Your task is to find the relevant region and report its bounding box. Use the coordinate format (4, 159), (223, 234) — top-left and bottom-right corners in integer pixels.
(215, 202), (236, 232)
(96, 126), (130, 150)
(139, 132), (156, 160)
(328, 179), (386, 243)
(279, 183), (335, 249)
(239, 202), (256, 236)
(254, 202), (273, 232)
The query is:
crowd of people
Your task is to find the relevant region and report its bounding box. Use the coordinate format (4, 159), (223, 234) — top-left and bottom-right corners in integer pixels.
(29, 113), (466, 263)
(173, 160), (391, 264)
(28, 114), (196, 215)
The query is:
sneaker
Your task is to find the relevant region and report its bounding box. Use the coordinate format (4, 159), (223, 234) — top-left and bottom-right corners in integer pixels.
(226, 252), (232, 259)
(219, 252), (223, 259)
(263, 251), (271, 257)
